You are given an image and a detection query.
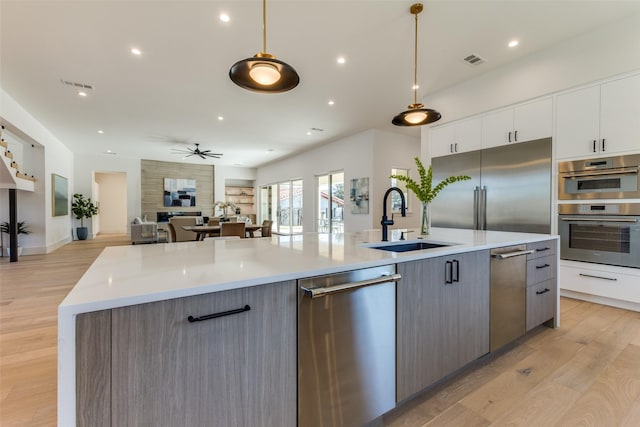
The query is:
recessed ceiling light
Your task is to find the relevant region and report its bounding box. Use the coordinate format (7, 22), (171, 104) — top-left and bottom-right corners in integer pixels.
(508, 40), (519, 48)
(412, 84), (419, 90)
(217, 116), (224, 121)
(307, 131), (312, 136)
(337, 56), (346, 65)
(78, 91), (87, 97)
(130, 47), (142, 55)
(220, 13), (230, 22)
(97, 130), (104, 134)
(328, 100), (335, 106)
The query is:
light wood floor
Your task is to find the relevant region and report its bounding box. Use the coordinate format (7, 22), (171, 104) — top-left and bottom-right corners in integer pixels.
(1, 235), (639, 426)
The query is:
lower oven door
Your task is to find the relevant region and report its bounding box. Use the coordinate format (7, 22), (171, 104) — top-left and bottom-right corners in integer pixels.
(559, 215), (640, 268)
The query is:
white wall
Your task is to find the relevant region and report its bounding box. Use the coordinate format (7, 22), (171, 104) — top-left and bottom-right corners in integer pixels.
(1, 88), (74, 253)
(257, 129), (420, 233)
(95, 172), (127, 233)
(421, 12), (640, 155)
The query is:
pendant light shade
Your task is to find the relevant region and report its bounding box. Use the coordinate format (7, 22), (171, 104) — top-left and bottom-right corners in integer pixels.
(229, 0), (299, 93)
(392, 3), (441, 126)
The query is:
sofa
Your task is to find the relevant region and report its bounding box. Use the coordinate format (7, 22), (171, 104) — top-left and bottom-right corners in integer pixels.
(130, 217), (158, 244)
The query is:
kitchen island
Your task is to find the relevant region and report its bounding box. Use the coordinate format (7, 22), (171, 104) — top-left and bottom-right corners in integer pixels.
(58, 228), (559, 427)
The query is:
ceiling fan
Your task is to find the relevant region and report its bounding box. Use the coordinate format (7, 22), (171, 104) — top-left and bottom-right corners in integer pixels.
(171, 143), (223, 160)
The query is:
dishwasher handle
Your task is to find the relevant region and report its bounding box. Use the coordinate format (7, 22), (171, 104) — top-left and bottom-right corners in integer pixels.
(301, 273), (402, 298)
(492, 249), (534, 259)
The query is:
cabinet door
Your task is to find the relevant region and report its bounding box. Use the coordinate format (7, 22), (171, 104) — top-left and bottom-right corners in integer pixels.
(526, 280), (556, 331)
(397, 250), (489, 401)
(430, 123), (456, 158)
(556, 85), (600, 159)
(513, 98), (552, 143)
(111, 281), (296, 427)
(600, 74), (640, 155)
(454, 117), (482, 153)
(481, 109), (513, 149)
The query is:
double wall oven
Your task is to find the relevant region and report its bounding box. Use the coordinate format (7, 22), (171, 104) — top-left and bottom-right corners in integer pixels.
(558, 154), (640, 269)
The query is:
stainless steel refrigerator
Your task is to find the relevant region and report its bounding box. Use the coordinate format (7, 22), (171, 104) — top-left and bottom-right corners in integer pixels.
(431, 138), (552, 233)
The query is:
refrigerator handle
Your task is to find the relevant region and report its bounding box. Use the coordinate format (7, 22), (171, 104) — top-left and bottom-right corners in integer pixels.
(480, 186), (487, 230)
(473, 186), (479, 230)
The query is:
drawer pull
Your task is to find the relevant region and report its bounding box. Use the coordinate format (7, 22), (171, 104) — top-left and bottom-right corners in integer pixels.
(536, 288), (550, 295)
(579, 273), (617, 281)
(536, 263), (550, 269)
(535, 247), (550, 252)
(187, 305), (251, 323)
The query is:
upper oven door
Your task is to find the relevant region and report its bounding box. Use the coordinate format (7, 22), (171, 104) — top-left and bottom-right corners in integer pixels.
(558, 155), (640, 200)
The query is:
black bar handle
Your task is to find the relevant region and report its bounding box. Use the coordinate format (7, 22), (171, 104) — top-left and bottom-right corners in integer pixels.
(536, 288), (550, 295)
(602, 138), (606, 151)
(454, 143), (458, 153)
(535, 247), (551, 252)
(453, 259), (460, 283)
(536, 263), (551, 269)
(188, 305), (251, 323)
(593, 140), (597, 152)
(450, 143), (453, 153)
(445, 260), (453, 284)
(508, 131), (512, 143)
(514, 130), (518, 141)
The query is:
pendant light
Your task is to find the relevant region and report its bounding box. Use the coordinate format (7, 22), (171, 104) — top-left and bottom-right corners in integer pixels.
(392, 3), (441, 126)
(229, 0), (299, 93)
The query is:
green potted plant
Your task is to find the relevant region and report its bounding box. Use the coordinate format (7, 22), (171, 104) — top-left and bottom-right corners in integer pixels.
(390, 157), (470, 235)
(71, 193), (98, 240)
(1, 221), (30, 256)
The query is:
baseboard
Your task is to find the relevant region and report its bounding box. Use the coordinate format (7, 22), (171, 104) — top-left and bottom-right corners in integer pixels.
(560, 289), (640, 312)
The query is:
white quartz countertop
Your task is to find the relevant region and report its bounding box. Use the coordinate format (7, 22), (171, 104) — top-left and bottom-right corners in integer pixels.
(59, 228), (558, 314)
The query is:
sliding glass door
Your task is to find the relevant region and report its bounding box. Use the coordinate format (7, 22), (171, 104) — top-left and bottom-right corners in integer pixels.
(259, 179), (303, 235)
(317, 172), (344, 233)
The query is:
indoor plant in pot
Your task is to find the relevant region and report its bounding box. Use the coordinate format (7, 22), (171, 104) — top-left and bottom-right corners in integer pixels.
(71, 193), (98, 240)
(1, 221), (30, 256)
(390, 157), (470, 235)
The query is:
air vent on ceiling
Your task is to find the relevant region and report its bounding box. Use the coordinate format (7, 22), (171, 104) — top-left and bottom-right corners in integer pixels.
(463, 54), (487, 66)
(60, 79), (94, 90)
(310, 127), (324, 132)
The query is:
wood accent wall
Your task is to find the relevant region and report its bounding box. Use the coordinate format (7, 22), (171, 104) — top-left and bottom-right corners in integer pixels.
(140, 159), (215, 220)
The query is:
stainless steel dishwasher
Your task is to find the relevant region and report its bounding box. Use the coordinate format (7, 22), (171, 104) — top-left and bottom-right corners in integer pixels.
(298, 265), (401, 427)
(490, 245), (534, 351)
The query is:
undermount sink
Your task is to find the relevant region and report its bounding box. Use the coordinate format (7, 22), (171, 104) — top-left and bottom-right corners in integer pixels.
(369, 241), (452, 253)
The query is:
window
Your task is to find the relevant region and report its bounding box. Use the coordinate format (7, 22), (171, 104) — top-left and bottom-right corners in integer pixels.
(259, 180), (303, 235)
(390, 168), (409, 212)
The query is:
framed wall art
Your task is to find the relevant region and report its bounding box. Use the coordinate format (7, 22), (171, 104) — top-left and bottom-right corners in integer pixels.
(163, 178), (196, 207)
(350, 177), (369, 214)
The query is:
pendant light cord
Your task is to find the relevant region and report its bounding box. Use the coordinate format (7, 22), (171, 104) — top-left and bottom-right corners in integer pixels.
(262, 0), (267, 53)
(413, 8), (418, 105)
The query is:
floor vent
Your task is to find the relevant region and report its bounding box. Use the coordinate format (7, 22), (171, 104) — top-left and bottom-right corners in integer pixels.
(60, 79), (94, 90)
(463, 54), (487, 66)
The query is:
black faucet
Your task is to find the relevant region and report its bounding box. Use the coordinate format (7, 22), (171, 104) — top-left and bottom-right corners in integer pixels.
(381, 187), (406, 241)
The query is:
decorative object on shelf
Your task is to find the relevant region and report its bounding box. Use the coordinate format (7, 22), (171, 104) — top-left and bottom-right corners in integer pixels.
(170, 143), (222, 160)
(229, 0), (299, 93)
(52, 174), (69, 216)
(392, 3), (441, 127)
(71, 193), (98, 240)
(0, 220), (29, 257)
(390, 157), (470, 235)
(163, 178), (196, 207)
(350, 177), (370, 214)
(214, 200), (237, 218)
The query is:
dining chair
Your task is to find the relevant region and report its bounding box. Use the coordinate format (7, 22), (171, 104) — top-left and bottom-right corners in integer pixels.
(260, 220), (273, 237)
(167, 223), (177, 242)
(220, 222), (246, 239)
(207, 218), (220, 226)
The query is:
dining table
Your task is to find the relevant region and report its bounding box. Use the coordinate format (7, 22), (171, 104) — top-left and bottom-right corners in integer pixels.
(182, 224), (263, 241)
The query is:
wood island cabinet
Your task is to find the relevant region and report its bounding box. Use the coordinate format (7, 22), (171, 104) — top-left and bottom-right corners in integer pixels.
(396, 250), (490, 401)
(76, 281), (296, 427)
(525, 240), (557, 331)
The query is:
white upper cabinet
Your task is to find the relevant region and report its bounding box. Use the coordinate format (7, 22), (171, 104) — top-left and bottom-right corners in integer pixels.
(430, 117), (481, 158)
(556, 74), (640, 159)
(482, 98), (553, 149)
(600, 74), (640, 155)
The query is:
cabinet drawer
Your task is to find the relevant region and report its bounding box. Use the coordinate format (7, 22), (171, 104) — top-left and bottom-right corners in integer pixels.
(526, 280), (555, 331)
(527, 255), (555, 286)
(560, 265), (640, 303)
(527, 240), (556, 259)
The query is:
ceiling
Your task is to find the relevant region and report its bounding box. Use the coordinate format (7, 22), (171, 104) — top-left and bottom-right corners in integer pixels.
(2, 1), (639, 168)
